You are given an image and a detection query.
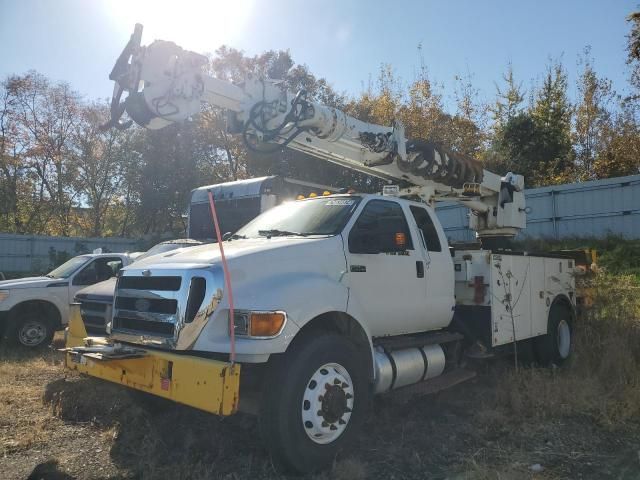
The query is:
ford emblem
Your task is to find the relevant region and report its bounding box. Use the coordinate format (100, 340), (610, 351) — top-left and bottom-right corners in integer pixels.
(135, 298), (151, 312)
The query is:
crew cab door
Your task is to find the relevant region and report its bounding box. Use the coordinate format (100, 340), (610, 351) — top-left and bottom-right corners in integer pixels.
(407, 205), (455, 328)
(344, 199), (428, 336)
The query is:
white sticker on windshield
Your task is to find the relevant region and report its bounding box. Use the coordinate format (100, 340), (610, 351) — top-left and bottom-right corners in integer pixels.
(325, 199), (355, 206)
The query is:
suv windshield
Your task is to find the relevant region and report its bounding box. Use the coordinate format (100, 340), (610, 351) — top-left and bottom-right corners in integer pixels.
(236, 196), (361, 239)
(47, 256), (90, 279)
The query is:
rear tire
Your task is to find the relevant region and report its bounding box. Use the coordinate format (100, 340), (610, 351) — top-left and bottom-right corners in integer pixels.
(534, 303), (573, 366)
(258, 333), (369, 474)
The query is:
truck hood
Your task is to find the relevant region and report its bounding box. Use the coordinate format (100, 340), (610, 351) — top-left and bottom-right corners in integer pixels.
(126, 236), (338, 269)
(75, 277), (117, 301)
(0, 276), (67, 290)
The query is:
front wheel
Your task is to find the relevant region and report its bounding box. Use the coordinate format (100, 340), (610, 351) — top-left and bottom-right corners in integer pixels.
(14, 317), (55, 348)
(258, 333), (369, 473)
(534, 303), (573, 366)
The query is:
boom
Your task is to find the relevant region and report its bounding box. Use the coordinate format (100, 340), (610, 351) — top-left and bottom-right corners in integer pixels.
(104, 24), (526, 240)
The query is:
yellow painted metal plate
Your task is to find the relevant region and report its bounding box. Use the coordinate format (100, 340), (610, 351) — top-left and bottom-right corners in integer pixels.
(65, 306), (240, 416)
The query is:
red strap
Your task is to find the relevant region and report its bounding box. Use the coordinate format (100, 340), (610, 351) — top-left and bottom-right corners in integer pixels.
(208, 190), (236, 364)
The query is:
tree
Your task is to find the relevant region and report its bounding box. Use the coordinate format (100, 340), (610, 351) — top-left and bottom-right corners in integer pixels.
(0, 77), (29, 232)
(528, 60), (574, 185)
(594, 105), (640, 178)
(573, 47), (616, 180)
(73, 102), (137, 237)
(7, 72), (82, 235)
(485, 112), (547, 184)
(490, 63), (525, 132)
(451, 71), (488, 157)
(626, 12), (640, 100)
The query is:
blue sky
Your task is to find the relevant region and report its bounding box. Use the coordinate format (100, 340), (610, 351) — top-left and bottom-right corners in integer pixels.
(0, 0), (636, 110)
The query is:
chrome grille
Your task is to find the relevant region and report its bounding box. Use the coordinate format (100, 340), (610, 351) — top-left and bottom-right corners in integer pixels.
(110, 267), (223, 349)
(79, 299), (110, 331)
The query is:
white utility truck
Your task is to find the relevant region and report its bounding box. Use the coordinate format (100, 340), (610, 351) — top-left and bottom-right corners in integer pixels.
(65, 25), (576, 473)
(0, 252), (135, 347)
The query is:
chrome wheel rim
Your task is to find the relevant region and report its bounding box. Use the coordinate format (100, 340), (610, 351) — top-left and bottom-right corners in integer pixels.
(301, 362), (354, 445)
(557, 319), (571, 359)
(18, 320), (47, 346)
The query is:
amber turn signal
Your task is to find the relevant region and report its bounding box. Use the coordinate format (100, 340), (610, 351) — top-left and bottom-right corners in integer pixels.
(250, 312), (286, 337)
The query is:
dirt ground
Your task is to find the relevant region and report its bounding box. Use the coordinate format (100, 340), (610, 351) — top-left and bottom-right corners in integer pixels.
(1, 335), (639, 480)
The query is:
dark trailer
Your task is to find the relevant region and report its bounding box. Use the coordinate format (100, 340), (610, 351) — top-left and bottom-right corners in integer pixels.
(188, 176), (337, 241)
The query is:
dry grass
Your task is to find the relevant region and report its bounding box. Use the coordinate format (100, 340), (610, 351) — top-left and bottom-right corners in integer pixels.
(2, 273), (640, 479)
(0, 345), (62, 456)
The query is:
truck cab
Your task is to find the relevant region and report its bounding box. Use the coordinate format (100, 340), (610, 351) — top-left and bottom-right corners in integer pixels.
(0, 253), (134, 348)
(107, 194), (454, 354)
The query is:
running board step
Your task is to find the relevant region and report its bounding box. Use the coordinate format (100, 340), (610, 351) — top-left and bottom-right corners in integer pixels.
(388, 368), (476, 404)
(375, 331), (463, 351)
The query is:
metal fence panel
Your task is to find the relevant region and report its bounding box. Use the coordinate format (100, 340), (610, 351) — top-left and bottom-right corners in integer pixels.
(0, 233), (138, 275)
(435, 174), (640, 242)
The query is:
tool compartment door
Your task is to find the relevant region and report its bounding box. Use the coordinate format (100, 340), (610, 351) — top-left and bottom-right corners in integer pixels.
(490, 254), (537, 346)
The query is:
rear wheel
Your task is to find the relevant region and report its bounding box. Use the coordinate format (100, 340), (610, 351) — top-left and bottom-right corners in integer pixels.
(259, 333), (369, 473)
(534, 302), (573, 365)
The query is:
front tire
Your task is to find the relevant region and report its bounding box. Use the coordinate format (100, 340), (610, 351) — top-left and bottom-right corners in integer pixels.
(534, 302), (573, 366)
(259, 333), (369, 473)
(14, 317), (55, 348)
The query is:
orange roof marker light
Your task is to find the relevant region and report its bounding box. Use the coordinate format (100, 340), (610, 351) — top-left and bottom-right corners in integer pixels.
(296, 195), (305, 200)
(309, 192), (318, 197)
(323, 191), (331, 196)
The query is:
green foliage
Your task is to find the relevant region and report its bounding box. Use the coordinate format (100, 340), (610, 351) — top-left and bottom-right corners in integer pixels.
(516, 235), (640, 280)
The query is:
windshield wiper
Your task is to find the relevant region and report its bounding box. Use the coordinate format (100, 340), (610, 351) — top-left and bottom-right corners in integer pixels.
(258, 229), (309, 238)
(227, 233), (247, 241)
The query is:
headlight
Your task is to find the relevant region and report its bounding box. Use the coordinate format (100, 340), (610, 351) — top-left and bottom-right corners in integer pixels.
(231, 310), (287, 338)
(0, 290), (9, 303)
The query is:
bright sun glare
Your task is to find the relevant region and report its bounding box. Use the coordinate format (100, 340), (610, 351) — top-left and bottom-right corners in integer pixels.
(105, 0), (254, 53)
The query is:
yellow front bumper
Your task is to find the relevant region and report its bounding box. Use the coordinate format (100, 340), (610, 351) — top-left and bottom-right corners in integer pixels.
(64, 305), (240, 416)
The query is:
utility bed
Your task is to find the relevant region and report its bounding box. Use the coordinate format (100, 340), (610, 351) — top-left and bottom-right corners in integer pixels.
(453, 250), (575, 347)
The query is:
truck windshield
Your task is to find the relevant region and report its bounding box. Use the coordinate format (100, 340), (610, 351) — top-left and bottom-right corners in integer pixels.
(47, 256), (90, 279)
(236, 197), (361, 238)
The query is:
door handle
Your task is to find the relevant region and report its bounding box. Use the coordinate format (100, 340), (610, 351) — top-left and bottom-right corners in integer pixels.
(416, 261), (424, 278)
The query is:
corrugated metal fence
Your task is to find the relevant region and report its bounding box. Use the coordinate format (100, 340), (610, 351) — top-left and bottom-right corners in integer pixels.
(0, 233), (138, 275)
(435, 174), (640, 242)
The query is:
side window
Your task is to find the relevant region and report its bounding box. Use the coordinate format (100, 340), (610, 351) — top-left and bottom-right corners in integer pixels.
(349, 200), (413, 253)
(410, 206), (442, 252)
(73, 257), (123, 286)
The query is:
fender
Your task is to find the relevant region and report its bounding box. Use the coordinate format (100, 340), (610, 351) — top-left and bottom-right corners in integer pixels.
(550, 293), (576, 320)
(4, 292), (67, 327)
(192, 272), (350, 359)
